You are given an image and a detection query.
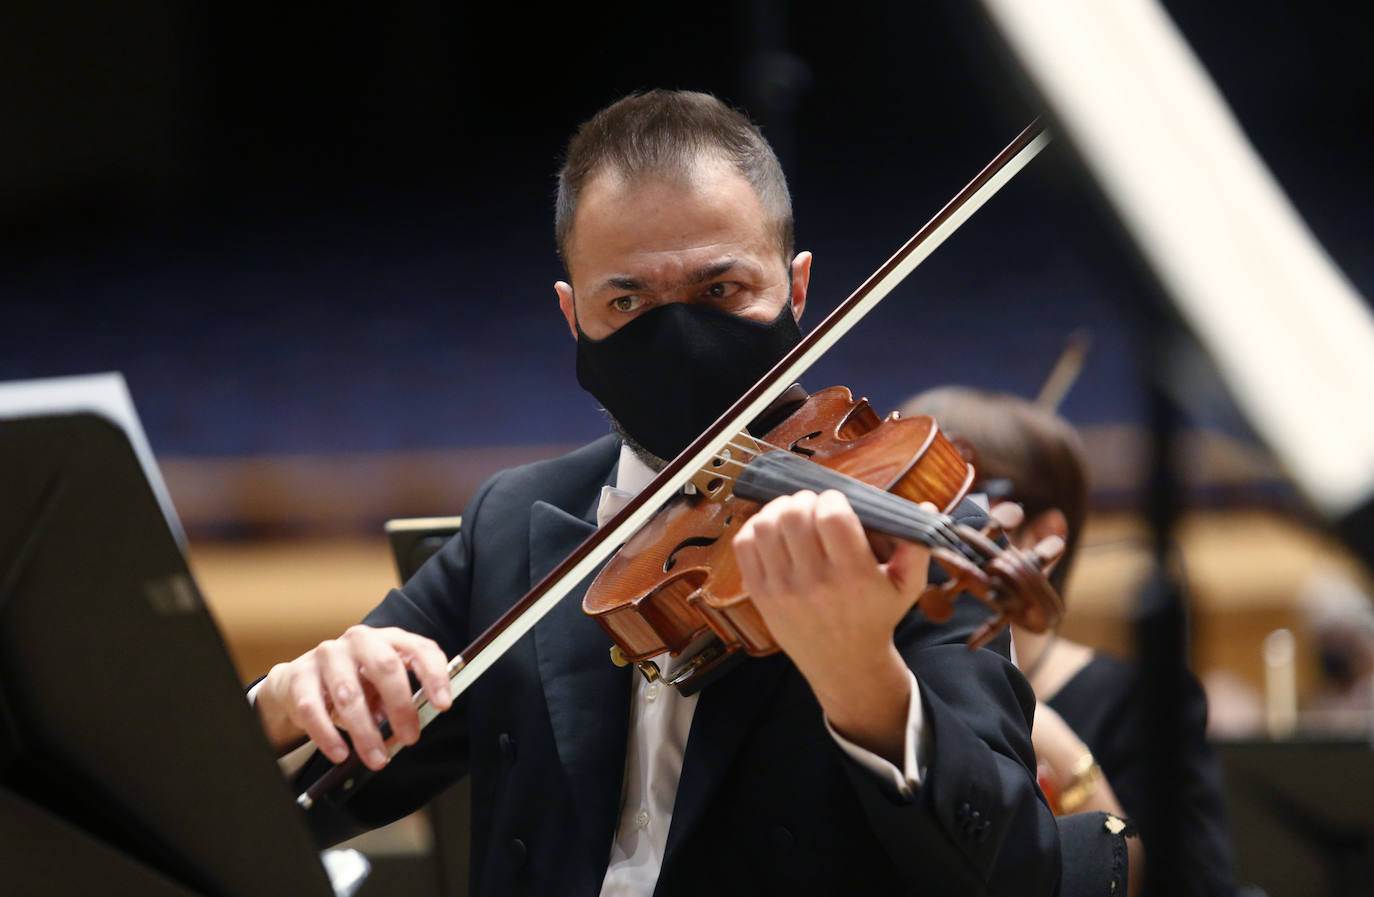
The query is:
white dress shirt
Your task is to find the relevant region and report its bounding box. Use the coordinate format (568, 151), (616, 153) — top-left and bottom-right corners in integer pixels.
(596, 444), (927, 897)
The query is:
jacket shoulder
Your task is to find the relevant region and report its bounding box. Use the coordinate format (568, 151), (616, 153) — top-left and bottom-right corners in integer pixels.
(479, 433), (621, 513)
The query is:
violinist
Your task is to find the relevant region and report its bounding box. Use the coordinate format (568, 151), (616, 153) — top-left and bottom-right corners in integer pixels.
(901, 385), (1235, 897)
(252, 90), (1059, 896)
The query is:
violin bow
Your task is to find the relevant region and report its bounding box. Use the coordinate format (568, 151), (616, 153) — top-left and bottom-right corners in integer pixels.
(1034, 327), (1092, 411)
(298, 119), (1052, 809)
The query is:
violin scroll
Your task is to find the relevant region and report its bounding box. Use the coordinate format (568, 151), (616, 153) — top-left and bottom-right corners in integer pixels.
(919, 499), (1065, 648)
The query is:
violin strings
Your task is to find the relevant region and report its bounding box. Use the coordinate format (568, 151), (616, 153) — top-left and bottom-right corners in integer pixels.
(748, 436), (789, 452)
(698, 440), (991, 562)
(690, 456), (974, 557)
(721, 434), (789, 454)
(707, 440), (765, 470)
(701, 434), (794, 473)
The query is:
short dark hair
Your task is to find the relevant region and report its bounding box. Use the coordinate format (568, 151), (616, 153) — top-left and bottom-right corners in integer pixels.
(555, 90), (793, 269)
(899, 386), (1089, 598)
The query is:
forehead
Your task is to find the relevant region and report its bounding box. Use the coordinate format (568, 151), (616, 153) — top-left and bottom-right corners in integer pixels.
(565, 156), (779, 286)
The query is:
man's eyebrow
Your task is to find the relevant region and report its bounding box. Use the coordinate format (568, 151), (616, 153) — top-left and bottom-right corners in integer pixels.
(601, 276), (645, 292)
(595, 259), (754, 294)
(686, 259), (751, 285)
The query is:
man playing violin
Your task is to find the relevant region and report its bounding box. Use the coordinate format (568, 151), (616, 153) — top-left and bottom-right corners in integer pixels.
(253, 90), (1059, 896)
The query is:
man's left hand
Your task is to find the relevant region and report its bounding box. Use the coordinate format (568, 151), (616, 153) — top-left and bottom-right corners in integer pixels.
(733, 488), (930, 766)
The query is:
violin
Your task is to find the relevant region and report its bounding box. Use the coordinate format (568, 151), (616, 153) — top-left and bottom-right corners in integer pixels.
(298, 119), (1055, 809)
(584, 385), (1064, 691)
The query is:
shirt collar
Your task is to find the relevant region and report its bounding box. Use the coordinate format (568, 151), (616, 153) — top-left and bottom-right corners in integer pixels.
(615, 443), (658, 495)
(596, 443), (660, 528)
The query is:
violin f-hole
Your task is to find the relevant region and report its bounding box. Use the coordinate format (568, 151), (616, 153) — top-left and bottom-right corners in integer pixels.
(788, 432), (822, 456)
(664, 535), (718, 572)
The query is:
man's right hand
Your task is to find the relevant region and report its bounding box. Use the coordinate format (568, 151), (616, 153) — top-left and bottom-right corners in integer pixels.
(255, 625), (453, 771)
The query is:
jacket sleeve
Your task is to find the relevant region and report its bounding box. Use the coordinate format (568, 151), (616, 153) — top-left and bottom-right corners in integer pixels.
(836, 499), (1062, 896)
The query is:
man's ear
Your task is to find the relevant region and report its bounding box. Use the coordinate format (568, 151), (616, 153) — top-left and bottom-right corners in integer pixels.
(789, 251), (812, 323)
(555, 281), (578, 340)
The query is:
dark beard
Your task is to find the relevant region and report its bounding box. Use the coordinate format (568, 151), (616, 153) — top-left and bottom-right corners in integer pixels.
(601, 408), (667, 472)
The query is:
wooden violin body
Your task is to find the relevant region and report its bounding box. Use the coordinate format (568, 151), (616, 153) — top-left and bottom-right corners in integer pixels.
(583, 386), (1064, 689)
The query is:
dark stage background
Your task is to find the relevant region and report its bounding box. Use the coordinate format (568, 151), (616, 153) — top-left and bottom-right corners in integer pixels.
(5, 7), (1373, 895)
(2, 0), (1369, 494)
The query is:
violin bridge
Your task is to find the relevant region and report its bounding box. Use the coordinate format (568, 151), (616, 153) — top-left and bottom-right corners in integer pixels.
(689, 431), (761, 502)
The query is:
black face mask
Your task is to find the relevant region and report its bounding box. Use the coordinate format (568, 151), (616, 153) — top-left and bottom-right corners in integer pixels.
(576, 301), (802, 464)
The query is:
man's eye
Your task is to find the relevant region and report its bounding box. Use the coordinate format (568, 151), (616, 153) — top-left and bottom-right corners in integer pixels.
(704, 282), (741, 300)
(612, 295), (644, 313)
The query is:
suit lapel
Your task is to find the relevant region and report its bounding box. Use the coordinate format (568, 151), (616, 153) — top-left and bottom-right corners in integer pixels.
(660, 651), (791, 870)
(528, 498), (633, 874)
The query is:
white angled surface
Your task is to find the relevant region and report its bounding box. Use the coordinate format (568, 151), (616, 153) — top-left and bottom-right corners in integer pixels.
(982, 0), (1374, 518)
(0, 371), (188, 548)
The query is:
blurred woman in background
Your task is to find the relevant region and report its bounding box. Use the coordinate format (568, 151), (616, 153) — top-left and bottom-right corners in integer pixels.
(900, 386), (1235, 897)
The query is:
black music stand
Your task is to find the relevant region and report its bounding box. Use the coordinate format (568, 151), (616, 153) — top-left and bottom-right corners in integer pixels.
(1215, 738), (1374, 897)
(0, 409), (336, 897)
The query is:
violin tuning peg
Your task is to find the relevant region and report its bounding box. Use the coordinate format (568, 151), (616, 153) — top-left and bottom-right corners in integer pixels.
(966, 612), (1009, 651)
(1032, 535), (1065, 567)
(917, 583), (956, 623)
(987, 501), (1024, 533)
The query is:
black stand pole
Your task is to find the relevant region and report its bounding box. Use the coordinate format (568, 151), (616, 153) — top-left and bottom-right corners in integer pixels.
(1137, 327), (1189, 897)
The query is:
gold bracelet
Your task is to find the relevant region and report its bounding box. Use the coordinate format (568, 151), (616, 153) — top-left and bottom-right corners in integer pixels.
(1057, 751), (1102, 813)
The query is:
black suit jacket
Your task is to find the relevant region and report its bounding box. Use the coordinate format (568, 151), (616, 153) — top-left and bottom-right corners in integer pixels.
(299, 435), (1060, 896)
